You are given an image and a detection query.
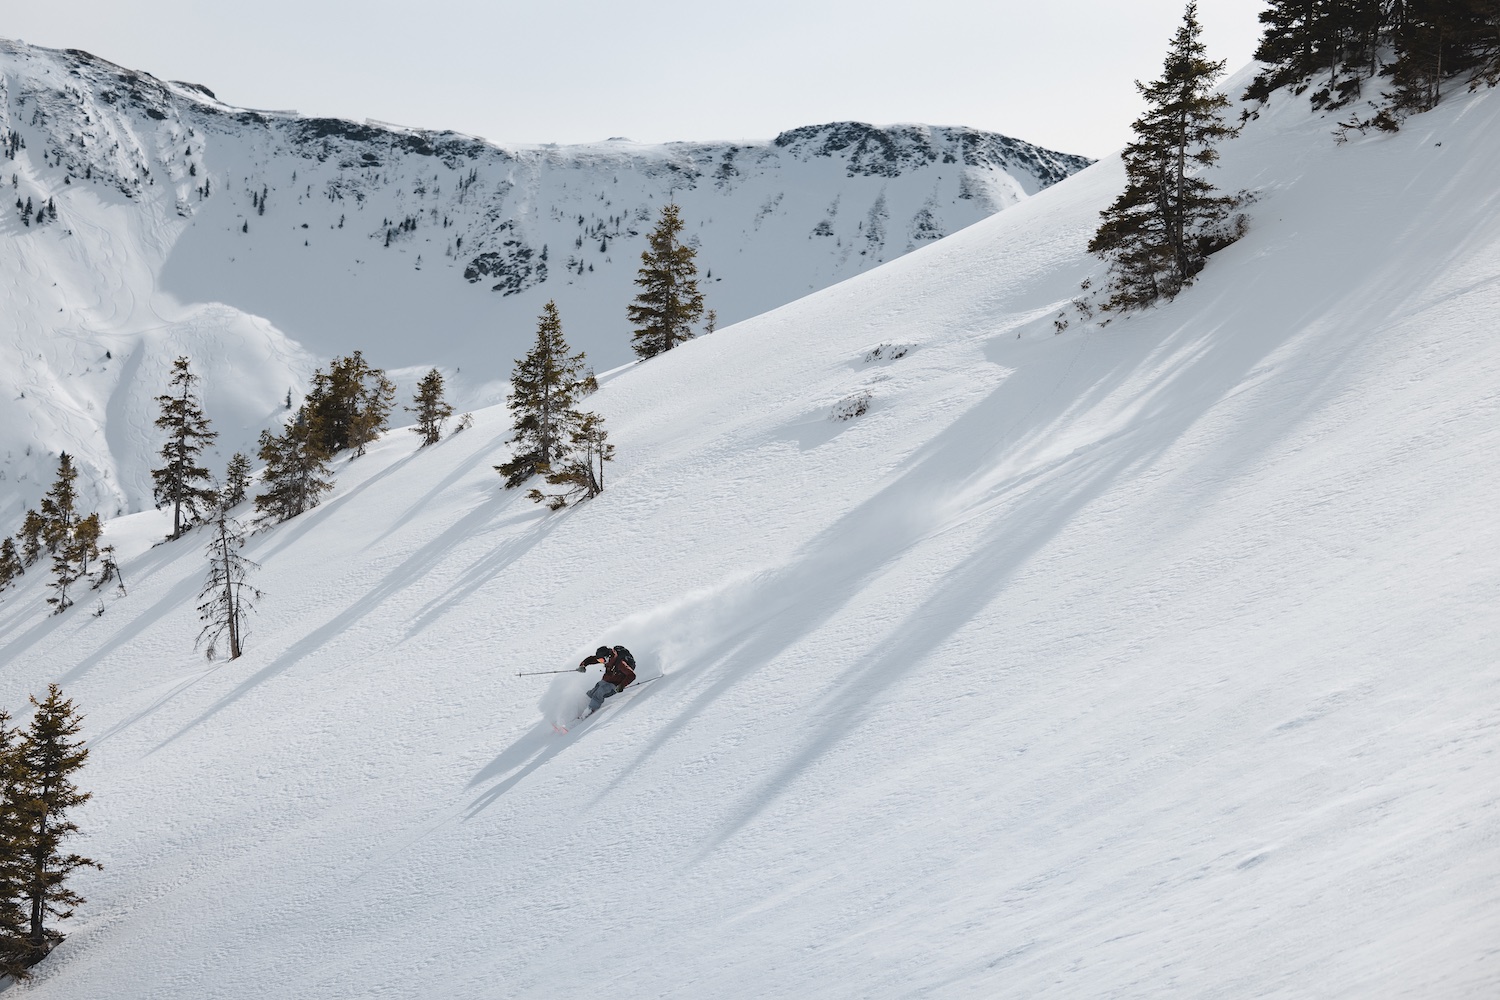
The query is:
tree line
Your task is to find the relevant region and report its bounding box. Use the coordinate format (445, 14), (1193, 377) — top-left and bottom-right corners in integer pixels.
(1245, 0), (1500, 119)
(0, 354), (466, 656)
(1087, 1), (1499, 313)
(4, 196), (709, 632)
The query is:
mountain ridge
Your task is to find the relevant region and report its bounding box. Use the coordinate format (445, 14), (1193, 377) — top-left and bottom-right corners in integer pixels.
(0, 36), (1089, 524)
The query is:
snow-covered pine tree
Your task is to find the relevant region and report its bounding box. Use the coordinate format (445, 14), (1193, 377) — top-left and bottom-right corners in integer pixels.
(254, 418), (335, 524)
(1088, 3), (1243, 310)
(222, 452), (253, 509)
(151, 356), (219, 539)
(13, 685), (100, 971)
(196, 510), (261, 661)
(496, 301), (597, 489)
(627, 203), (706, 359)
(408, 368), (454, 447)
(528, 411), (615, 510)
(0, 710), (28, 979)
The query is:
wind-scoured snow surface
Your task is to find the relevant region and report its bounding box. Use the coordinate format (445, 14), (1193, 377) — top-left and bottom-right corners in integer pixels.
(0, 37), (1088, 525)
(2, 67), (1498, 998)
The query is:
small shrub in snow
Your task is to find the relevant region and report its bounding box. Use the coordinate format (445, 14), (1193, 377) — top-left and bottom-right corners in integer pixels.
(862, 342), (913, 363)
(831, 390), (872, 421)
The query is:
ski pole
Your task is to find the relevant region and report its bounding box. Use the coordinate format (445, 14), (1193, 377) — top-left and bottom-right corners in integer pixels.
(516, 666), (589, 677)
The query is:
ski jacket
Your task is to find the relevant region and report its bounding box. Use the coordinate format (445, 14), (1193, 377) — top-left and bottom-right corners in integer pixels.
(581, 648), (636, 689)
(600, 648), (636, 689)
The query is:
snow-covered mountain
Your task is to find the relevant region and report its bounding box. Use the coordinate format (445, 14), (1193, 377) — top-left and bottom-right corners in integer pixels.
(0, 37), (1089, 526)
(1, 53), (1497, 1000)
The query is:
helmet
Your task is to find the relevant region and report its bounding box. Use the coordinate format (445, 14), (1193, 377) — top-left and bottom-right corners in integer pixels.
(595, 645), (612, 659)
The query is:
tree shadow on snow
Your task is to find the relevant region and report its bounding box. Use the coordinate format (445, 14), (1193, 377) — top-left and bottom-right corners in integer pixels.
(152, 490), (537, 751)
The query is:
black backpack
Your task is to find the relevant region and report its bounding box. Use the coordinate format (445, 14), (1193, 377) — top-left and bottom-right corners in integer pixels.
(613, 646), (636, 670)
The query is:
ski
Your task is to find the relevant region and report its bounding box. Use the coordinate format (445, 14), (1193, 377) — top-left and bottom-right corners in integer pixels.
(554, 674), (665, 734)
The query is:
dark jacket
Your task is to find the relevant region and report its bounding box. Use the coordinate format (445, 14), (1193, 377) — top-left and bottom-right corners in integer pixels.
(581, 648), (635, 689)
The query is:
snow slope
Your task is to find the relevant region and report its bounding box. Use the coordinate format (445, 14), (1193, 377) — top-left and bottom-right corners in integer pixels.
(0, 68), (1497, 998)
(0, 37), (1088, 525)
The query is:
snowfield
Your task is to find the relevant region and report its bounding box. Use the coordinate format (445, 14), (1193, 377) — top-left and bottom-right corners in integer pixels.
(0, 65), (1498, 998)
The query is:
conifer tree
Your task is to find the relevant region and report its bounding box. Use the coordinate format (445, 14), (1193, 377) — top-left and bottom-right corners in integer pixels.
(71, 514), (101, 578)
(0, 539), (20, 592)
(18, 512), (44, 568)
(496, 302), (598, 488)
(14, 685), (100, 969)
(1089, 3), (1243, 310)
(301, 352), (396, 457)
(0, 710), (29, 979)
(39, 455), (89, 615)
(151, 356), (219, 539)
(627, 203), (705, 359)
(408, 368), (454, 447)
(196, 510), (261, 661)
(222, 452), (253, 509)
(254, 418), (334, 524)
(46, 543), (80, 616)
(38, 455), (80, 557)
(527, 411), (615, 510)
(91, 546), (124, 595)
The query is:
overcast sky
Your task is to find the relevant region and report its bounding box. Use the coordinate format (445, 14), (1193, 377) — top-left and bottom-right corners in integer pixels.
(5, 1), (1266, 158)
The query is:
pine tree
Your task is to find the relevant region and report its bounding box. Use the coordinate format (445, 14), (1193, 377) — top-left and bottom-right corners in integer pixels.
(408, 368), (454, 447)
(38, 455), (80, 557)
(254, 418), (334, 524)
(45, 544), (80, 616)
(71, 514), (101, 578)
(527, 411), (615, 510)
(1089, 3), (1244, 310)
(18, 512), (43, 568)
(496, 302), (598, 488)
(38, 456), (86, 614)
(14, 685), (100, 969)
(627, 203), (705, 359)
(0, 710), (29, 979)
(151, 356), (219, 539)
(91, 545), (124, 595)
(196, 510), (261, 661)
(222, 452), (253, 509)
(0, 538), (21, 592)
(300, 352), (396, 458)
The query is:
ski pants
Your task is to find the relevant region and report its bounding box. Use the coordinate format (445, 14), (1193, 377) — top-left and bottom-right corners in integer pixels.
(586, 680), (619, 712)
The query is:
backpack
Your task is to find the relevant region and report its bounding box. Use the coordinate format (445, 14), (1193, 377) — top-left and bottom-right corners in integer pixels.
(613, 646), (636, 671)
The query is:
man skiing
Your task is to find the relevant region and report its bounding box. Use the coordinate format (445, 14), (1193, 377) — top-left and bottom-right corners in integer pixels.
(580, 645), (636, 715)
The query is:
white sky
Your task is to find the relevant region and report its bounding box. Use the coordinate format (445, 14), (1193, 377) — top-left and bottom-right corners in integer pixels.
(4, 1), (1266, 158)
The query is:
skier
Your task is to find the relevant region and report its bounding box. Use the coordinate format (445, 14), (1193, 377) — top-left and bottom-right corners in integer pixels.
(580, 645), (636, 715)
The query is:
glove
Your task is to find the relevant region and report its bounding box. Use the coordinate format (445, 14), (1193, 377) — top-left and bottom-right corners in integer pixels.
(576, 664), (588, 672)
